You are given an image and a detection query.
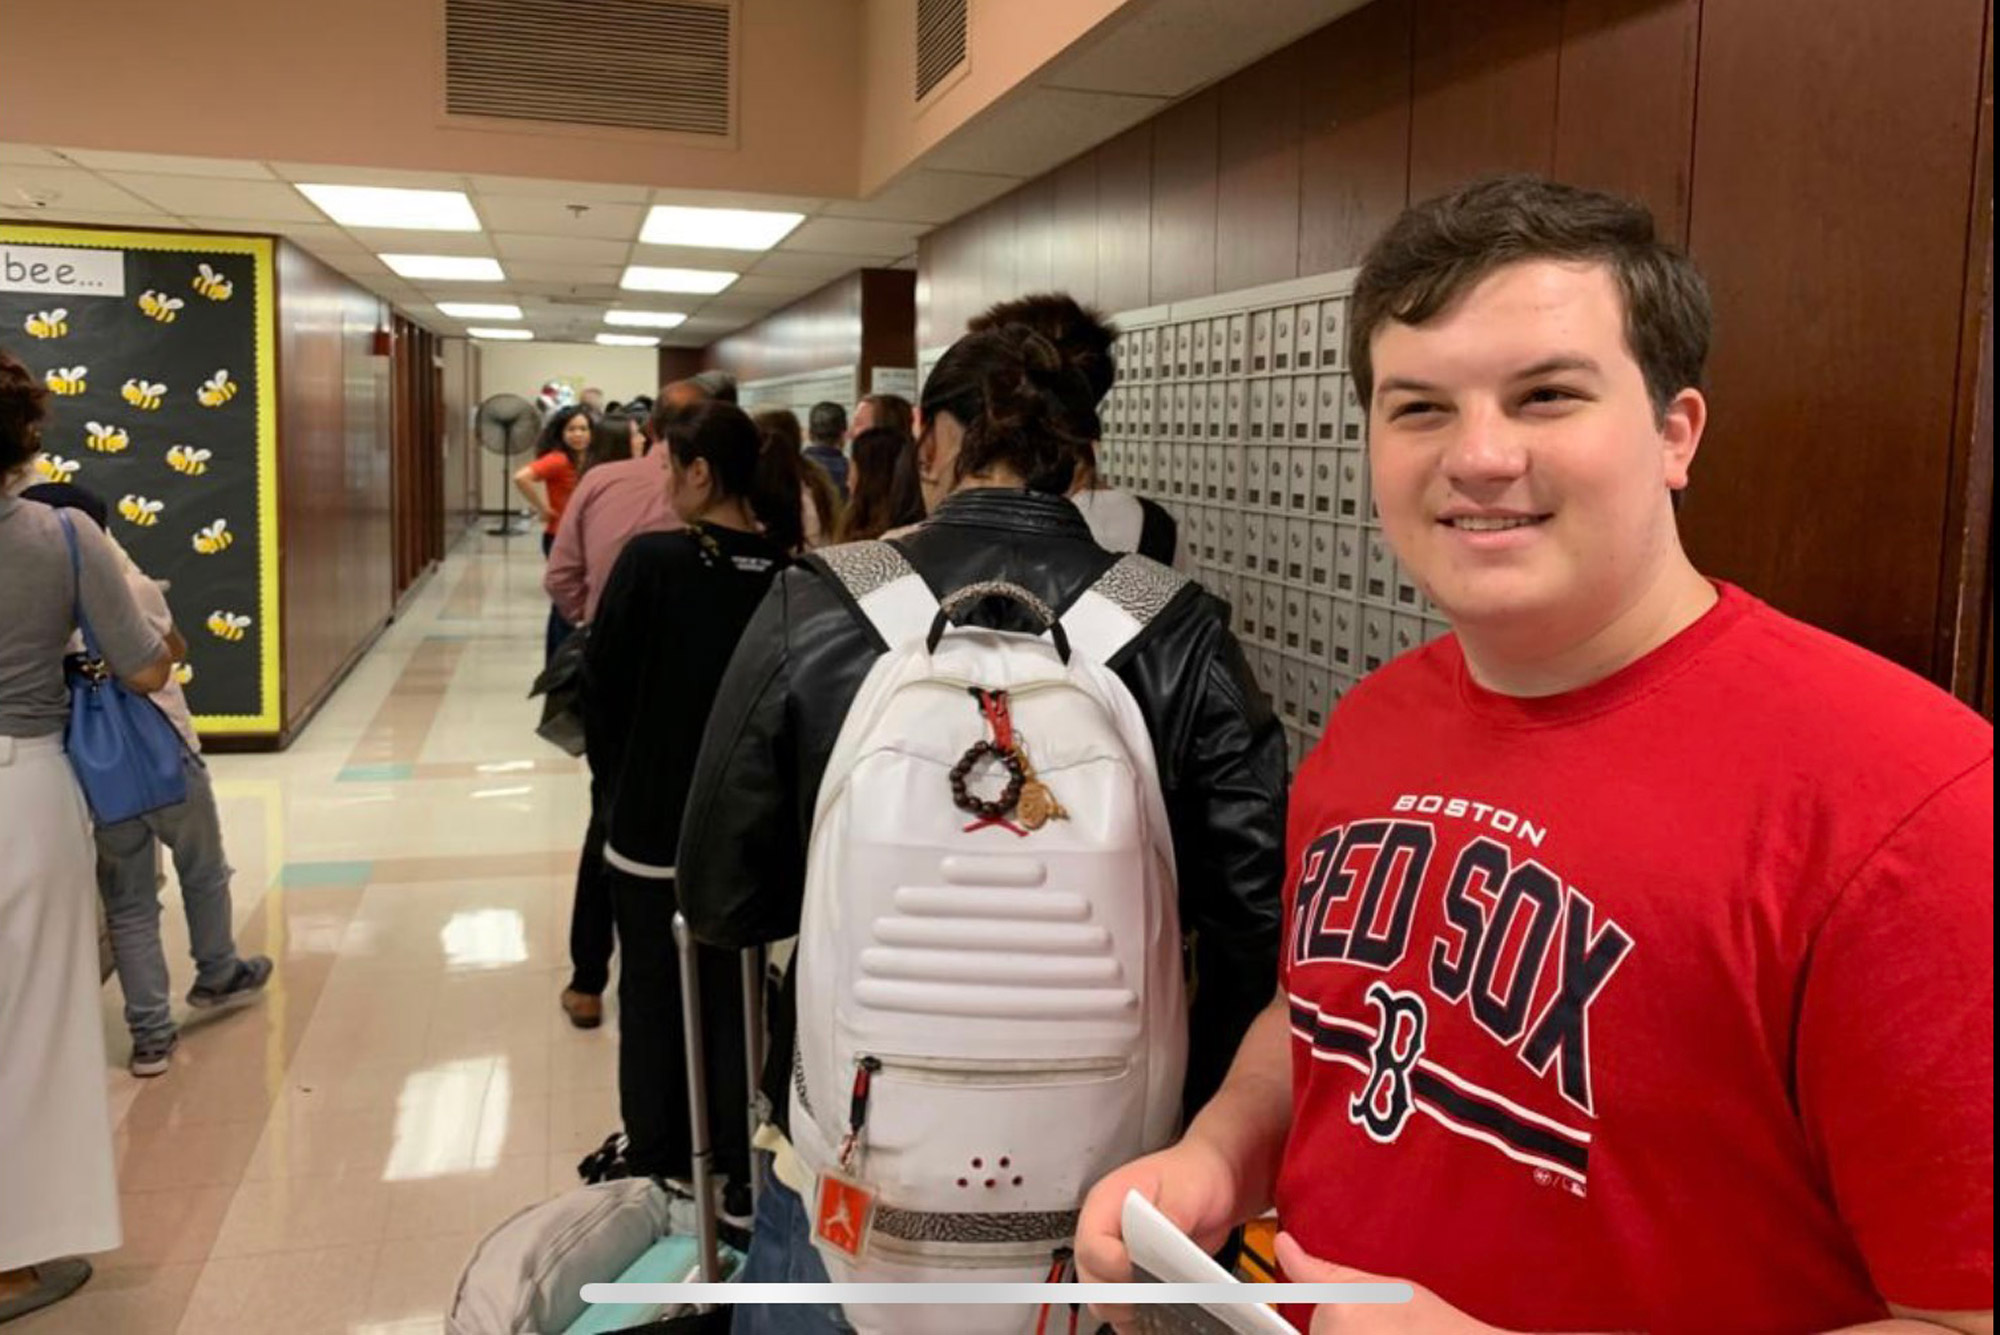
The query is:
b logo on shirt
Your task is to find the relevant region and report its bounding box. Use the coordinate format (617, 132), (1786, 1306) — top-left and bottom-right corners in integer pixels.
(1352, 983), (1428, 1142)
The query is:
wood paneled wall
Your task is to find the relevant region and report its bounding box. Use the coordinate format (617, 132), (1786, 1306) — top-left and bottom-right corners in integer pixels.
(915, 0), (1995, 696)
(706, 270), (917, 388)
(441, 337), (480, 540)
(276, 243), (393, 740)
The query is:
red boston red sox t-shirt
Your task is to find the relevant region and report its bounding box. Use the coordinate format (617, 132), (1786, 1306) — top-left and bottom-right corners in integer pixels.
(1276, 583), (1993, 1334)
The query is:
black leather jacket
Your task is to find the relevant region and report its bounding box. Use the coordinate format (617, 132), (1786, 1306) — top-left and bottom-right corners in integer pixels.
(679, 487), (1288, 1126)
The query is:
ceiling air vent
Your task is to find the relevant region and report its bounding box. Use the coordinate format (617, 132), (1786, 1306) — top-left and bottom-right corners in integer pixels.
(446, 0), (732, 135)
(916, 0), (968, 101)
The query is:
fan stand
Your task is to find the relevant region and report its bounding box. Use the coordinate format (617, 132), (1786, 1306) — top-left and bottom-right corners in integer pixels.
(485, 444), (531, 538)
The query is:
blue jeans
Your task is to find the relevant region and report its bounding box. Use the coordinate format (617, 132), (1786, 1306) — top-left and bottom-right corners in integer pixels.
(731, 1156), (855, 1335)
(94, 755), (243, 1044)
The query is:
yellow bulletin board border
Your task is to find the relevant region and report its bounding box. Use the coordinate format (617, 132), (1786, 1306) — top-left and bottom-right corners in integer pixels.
(0, 224), (281, 735)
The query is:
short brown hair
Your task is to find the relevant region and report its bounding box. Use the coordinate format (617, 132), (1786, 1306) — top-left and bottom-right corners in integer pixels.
(1348, 176), (1711, 418)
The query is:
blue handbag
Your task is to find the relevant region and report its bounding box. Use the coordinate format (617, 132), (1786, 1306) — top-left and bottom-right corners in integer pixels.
(56, 510), (189, 823)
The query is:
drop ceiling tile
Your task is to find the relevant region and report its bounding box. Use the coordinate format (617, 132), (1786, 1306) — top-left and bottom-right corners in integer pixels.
(270, 161), (474, 190)
(825, 169), (1019, 223)
(746, 250), (862, 282)
(327, 253), (393, 277)
(921, 88), (1166, 178)
(466, 174), (650, 205)
(204, 220), (355, 249)
(509, 279), (624, 299)
(0, 144), (73, 168)
(13, 209), (184, 229)
(493, 234), (631, 264)
(625, 241), (761, 271)
(57, 149), (277, 180)
(473, 195), (644, 239)
(0, 167), (154, 213)
(647, 186), (825, 214)
(505, 260), (622, 283)
(781, 217), (926, 258)
(111, 174), (324, 221)
(344, 227), (496, 256)
(726, 272), (825, 297)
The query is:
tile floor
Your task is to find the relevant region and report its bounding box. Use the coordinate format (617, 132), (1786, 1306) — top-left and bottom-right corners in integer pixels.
(19, 532), (616, 1335)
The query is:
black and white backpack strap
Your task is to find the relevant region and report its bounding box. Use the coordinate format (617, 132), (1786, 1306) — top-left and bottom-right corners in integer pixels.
(1060, 553), (1195, 669)
(808, 539), (940, 650)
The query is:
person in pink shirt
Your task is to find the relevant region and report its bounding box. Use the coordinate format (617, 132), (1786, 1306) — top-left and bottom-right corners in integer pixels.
(545, 414), (678, 626)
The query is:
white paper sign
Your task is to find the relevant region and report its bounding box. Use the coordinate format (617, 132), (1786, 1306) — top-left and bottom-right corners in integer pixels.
(0, 244), (126, 297)
(869, 366), (918, 398)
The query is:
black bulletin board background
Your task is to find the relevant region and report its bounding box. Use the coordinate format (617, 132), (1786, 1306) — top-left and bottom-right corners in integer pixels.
(1, 228), (277, 732)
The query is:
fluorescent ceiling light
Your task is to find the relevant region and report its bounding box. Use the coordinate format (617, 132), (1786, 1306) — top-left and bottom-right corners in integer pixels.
(597, 333), (661, 347)
(298, 183), (480, 231)
(604, 309), (688, 329)
(437, 302), (522, 320)
(381, 254), (505, 281)
(620, 265), (736, 295)
(640, 205), (804, 251)
(469, 327), (533, 341)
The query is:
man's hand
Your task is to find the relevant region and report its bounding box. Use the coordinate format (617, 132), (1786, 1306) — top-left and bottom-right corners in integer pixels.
(1075, 1137), (1246, 1332)
(1275, 1232), (1510, 1335)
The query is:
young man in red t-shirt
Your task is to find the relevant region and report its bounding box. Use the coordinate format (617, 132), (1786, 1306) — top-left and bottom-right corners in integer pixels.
(1077, 177), (1993, 1335)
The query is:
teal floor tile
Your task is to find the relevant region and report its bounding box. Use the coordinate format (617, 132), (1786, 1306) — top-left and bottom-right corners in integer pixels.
(338, 763), (414, 782)
(276, 860), (373, 887)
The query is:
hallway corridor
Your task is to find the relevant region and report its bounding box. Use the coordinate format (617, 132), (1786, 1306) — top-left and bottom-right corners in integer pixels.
(22, 533), (615, 1335)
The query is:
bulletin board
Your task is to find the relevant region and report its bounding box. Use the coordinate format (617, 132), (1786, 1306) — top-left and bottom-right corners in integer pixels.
(0, 224), (281, 735)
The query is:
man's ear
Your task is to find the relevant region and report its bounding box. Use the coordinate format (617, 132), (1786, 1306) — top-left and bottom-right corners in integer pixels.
(1661, 387), (1707, 492)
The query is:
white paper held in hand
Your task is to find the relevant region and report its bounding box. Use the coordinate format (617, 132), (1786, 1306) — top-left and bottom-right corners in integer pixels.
(1121, 1191), (1295, 1335)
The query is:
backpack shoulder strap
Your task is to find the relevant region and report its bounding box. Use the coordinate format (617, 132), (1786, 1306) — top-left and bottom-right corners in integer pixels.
(1060, 553), (1195, 670)
(804, 539), (939, 652)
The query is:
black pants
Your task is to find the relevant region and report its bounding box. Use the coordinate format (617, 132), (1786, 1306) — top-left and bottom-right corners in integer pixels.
(567, 787), (615, 995)
(608, 868), (749, 1184)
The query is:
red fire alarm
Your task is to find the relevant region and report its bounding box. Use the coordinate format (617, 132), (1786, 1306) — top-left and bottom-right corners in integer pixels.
(372, 328), (394, 357)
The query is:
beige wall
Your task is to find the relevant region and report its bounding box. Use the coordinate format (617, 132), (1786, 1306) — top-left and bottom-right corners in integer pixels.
(474, 342), (658, 510)
(857, 0), (1132, 193)
(0, 0), (864, 197)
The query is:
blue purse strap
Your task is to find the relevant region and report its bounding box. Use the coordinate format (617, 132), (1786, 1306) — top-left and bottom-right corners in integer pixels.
(55, 509), (108, 663)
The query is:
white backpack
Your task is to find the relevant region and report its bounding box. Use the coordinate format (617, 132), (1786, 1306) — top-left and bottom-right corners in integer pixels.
(791, 540), (1192, 1334)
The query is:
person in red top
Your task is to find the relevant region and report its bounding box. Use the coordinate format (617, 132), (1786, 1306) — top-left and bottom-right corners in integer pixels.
(1077, 176), (1993, 1335)
(516, 403), (595, 662)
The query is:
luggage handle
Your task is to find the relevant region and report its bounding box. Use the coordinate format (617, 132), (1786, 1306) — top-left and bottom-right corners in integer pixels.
(926, 581), (1072, 664)
(673, 912), (725, 1284)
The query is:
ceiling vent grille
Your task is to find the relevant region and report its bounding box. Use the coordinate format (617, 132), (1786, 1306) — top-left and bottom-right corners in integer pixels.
(916, 0), (968, 101)
(446, 0), (732, 135)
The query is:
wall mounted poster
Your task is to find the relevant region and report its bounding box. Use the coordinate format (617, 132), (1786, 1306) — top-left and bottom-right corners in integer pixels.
(0, 225), (280, 735)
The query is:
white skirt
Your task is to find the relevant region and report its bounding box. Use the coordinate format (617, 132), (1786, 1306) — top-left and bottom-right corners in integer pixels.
(0, 733), (120, 1268)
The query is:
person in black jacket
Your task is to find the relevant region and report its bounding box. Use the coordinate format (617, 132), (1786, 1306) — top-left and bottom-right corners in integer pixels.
(678, 320), (1287, 1330)
(582, 400), (801, 1189)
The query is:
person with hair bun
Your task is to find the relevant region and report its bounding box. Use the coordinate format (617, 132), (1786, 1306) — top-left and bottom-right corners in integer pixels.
(677, 317), (1288, 1331)
(0, 347), (177, 1322)
(579, 400), (796, 1193)
(967, 292), (1180, 566)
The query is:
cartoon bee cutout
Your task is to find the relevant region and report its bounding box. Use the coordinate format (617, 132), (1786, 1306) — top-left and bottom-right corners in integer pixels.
(191, 263), (234, 301)
(172, 662), (194, 686)
(192, 519), (234, 555)
(34, 455), (81, 483)
(206, 611), (252, 642)
(166, 444), (212, 476)
(138, 291), (185, 324)
(121, 379), (168, 411)
(44, 366), (87, 396)
(23, 309), (68, 339)
(118, 495), (165, 527)
(196, 370), (238, 407)
(85, 422), (131, 454)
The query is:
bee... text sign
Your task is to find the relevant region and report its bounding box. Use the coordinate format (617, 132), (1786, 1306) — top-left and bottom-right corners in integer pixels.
(0, 244), (127, 297)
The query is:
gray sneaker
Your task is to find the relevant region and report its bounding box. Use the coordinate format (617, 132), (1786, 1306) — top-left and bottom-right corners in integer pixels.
(186, 955), (274, 1010)
(130, 1032), (178, 1078)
